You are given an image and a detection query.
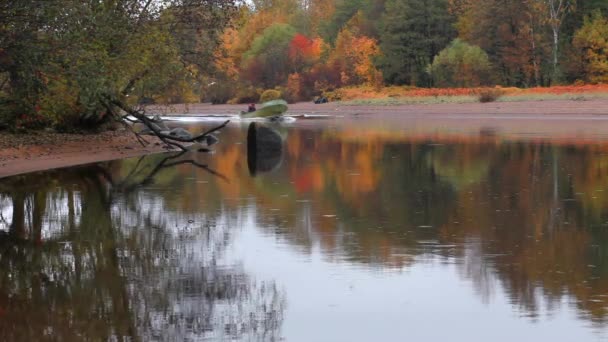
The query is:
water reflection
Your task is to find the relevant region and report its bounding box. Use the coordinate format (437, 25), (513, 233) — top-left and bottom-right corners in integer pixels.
(2, 118), (608, 339)
(0, 159), (284, 341)
(247, 123), (284, 176)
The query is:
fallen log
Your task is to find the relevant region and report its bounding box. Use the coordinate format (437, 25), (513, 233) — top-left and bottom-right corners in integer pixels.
(107, 98), (229, 152)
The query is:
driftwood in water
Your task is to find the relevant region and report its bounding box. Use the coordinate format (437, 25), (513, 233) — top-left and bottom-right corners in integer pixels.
(247, 122), (283, 176)
(108, 98), (229, 152)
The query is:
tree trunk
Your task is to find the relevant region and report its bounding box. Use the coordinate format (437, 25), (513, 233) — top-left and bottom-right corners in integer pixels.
(552, 27), (559, 79)
(530, 25), (540, 86)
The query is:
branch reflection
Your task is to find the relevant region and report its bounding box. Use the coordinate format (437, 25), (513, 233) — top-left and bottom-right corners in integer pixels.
(0, 154), (284, 341)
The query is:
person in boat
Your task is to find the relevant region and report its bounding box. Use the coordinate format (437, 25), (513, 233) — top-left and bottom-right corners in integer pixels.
(248, 103), (256, 112)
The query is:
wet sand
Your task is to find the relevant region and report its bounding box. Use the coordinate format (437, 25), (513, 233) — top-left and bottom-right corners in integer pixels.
(0, 130), (167, 178)
(1, 99), (608, 178)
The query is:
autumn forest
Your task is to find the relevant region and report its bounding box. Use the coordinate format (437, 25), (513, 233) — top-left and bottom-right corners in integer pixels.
(210, 0), (608, 103)
(1, 0), (608, 131)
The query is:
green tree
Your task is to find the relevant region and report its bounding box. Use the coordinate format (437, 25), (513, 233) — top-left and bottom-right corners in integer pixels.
(378, 0), (456, 86)
(318, 0), (386, 43)
(573, 11), (608, 83)
(242, 23), (297, 87)
(428, 39), (494, 87)
(319, 0), (366, 43)
(564, 0), (608, 38)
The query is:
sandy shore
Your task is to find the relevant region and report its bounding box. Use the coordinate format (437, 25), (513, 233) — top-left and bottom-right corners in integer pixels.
(1, 99), (608, 178)
(0, 130), (167, 178)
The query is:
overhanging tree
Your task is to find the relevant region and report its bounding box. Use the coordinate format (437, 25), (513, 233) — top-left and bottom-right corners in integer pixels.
(0, 0), (237, 133)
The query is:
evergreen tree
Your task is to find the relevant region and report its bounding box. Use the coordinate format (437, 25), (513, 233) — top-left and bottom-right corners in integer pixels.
(319, 0), (386, 43)
(320, 0), (367, 43)
(378, 0), (455, 86)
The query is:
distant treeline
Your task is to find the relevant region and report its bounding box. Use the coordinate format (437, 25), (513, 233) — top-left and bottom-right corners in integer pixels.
(209, 0), (608, 103)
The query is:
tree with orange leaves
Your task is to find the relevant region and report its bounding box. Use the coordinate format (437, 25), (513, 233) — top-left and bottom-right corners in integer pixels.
(329, 27), (382, 86)
(288, 34), (323, 71)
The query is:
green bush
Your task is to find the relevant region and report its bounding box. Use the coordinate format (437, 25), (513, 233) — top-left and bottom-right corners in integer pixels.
(428, 39), (494, 87)
(260, 89), (282, 103)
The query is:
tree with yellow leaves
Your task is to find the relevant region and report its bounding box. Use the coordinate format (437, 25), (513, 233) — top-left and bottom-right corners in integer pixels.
(329, 26), (382, 86)
(573, 11), (608, 83)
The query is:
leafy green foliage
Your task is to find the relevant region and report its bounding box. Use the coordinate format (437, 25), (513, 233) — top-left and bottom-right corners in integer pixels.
(428, 39), (493, 87)
(243, 23), (297, 88)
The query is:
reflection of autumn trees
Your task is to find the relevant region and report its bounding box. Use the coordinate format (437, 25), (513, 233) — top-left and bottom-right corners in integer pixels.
(0, 169), (138, 340)
(0, 159), (284, 341)
(204, 126), (608, 323)
(421, 143), (608, 323)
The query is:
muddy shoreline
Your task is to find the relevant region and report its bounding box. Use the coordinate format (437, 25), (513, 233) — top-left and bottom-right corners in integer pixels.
(0, 130), (168, 179)
(1, 99), (608, 178)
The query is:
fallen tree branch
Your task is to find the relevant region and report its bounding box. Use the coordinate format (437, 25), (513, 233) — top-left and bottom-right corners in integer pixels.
(106, 97), (229, 151)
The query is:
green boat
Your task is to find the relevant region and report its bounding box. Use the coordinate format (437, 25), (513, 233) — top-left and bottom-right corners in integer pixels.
(240, 99), (288, 118)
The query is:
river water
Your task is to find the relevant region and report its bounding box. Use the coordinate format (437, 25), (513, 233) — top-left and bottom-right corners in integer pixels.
(2, 114), (608, 341)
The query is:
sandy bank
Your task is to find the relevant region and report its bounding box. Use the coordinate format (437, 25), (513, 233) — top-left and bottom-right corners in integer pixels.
(0, 130), (167, 179)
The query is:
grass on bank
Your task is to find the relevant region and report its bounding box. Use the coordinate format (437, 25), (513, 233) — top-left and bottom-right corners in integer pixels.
(342, 92), (608, 106)
(334, 84), (608, 105)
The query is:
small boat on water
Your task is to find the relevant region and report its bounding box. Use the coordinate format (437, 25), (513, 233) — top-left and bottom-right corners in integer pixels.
(240, 99), (288, 118)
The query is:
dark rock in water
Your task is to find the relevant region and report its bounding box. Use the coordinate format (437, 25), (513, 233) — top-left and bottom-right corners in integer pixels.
(195, 134), (219, 146)
(169, 127), (193, 140)
(205, 134), (219, 146)
(247, 122), (283, 176)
